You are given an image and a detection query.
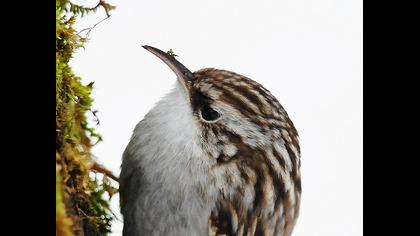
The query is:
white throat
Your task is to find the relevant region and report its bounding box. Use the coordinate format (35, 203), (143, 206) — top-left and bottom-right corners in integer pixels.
(120, 82), (215, 236)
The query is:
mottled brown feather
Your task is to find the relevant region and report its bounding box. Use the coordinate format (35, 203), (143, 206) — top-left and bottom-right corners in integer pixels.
(191, 68), (300, 236)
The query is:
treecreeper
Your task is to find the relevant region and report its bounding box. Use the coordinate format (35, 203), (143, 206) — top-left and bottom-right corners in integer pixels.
(119, 45), (301, 236)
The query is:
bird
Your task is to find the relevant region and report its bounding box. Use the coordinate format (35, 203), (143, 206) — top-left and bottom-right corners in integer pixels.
(119, 45), (301, 236)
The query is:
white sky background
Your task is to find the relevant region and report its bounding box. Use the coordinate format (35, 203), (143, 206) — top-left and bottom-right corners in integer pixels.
(70, 0), (362, 235)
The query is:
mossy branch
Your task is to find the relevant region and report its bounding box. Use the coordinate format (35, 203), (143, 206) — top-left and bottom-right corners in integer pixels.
(56, 0), (117, 235)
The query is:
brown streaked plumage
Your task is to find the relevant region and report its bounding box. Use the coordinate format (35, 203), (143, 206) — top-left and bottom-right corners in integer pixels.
(190, 68), (300, 236)
(120, 46), (301, 236)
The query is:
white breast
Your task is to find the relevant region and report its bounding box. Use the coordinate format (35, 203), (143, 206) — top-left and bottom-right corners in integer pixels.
(119, 81), (216, 236)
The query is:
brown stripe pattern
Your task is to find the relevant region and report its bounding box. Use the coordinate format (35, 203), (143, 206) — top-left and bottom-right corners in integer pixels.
(190, 68), (301, 236)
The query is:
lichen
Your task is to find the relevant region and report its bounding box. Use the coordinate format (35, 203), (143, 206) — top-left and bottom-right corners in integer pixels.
(167, 48), (178, 57)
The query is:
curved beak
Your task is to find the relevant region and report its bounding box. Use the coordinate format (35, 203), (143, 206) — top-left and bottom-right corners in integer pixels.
(142, 45), (195, 91)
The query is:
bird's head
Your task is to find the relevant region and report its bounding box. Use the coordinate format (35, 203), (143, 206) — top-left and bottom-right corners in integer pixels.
(142, 45), (299, 166)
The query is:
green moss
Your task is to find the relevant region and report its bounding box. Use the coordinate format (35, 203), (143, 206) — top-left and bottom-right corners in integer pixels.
(56, 1), (116, 235)
(56, 162), (73, 236)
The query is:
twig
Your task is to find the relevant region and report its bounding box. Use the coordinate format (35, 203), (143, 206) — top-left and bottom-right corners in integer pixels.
(89, 109), (101, 125)
(91, 161), (119, 182)
(77, 15), (110, 37)
(73, 0), (115, 37)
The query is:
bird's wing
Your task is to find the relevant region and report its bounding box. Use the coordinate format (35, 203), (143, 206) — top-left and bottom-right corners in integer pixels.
(208, 141), (301, 236)
(209, 198), (254, 236)
(209, 182), (298, 236)
(209, 198), (274, 236)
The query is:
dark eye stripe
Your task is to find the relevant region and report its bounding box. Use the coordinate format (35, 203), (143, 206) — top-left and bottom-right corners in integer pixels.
(190, 90), (210, 114)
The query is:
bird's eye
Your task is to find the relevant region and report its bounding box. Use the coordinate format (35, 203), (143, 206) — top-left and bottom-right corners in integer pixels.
(200, 105), (220, 122)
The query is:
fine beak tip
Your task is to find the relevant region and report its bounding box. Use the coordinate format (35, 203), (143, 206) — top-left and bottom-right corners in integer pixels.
(141, 45), (163, 56)
(140, 44), (195, 84)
